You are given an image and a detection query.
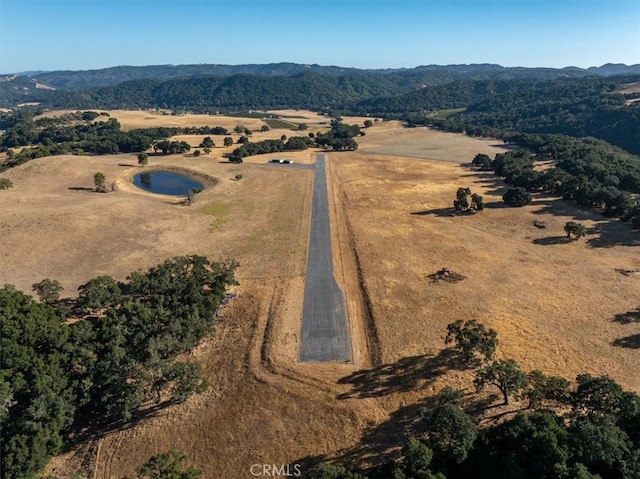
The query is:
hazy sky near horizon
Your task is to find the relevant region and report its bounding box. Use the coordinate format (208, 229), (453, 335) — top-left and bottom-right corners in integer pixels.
(1, 0), (638, 74)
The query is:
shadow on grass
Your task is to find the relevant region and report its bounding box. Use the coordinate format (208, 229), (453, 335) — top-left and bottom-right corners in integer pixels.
(530, 197), (640, 248)
(483, 201), (510, 209)
(293, 399), (436, 472)
(464, 391), (504, 418)
(337, 348), (465, 400)
(118, 163), (136, 167)
(612, 334), (640, 349)
(65, 399), (181, 450)
(585, 221), (640, 248)
(411, 207), (456, 217)
(295, 352), (509, 472)
(532, 236), (573, 246)
(67, 187), (95, 192)
(458, 166), (509, 197)
(612, 308), (640, 324)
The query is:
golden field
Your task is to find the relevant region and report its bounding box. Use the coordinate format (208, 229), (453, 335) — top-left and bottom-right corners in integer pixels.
(0, 111), (638, 477)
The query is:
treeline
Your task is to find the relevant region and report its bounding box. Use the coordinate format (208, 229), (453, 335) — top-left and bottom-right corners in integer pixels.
(227, 118), (361, 162)
(0, 111), (237, 172)
(304, 322), (640, 479)
(0, 256), (238, 479)
(228, 136), (313, 162)
(470, 133), (640, 229)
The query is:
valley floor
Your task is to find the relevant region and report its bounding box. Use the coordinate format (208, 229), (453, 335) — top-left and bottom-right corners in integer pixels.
(1, 113), (637, 478)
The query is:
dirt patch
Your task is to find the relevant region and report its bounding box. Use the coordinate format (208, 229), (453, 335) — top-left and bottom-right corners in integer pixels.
(357, 121), (510, 162)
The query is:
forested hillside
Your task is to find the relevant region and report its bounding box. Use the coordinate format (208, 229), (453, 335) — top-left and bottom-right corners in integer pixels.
(22, 62), (640, 90)
(383, 76), (640, 155)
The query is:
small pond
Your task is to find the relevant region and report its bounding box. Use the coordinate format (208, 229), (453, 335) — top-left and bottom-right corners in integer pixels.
(132, 171), (204, 196)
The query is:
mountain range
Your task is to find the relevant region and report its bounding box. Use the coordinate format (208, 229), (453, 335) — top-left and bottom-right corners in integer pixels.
(4, 62), (640, 91)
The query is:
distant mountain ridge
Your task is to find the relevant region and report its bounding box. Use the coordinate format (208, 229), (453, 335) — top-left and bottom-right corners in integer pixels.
(14, 62), (640, 90)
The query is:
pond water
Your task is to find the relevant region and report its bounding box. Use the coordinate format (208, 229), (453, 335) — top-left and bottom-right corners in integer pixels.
(132, 171), (204, 196)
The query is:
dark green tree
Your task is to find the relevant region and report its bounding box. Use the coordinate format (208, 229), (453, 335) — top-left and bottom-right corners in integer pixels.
(93, 172), (107, 192)
(395, 437), (445, 479)
(453, 187), (471, 211)
(0, 178), (13, 189)
(470, 193), (484, 211)
(223, 137), (234, 147)
(564, 221), (587, 239)
(137, 449), (202, 479)
(445, 319), (498, 364)
(303, 463), (363, 479)
(471, 153), (493, 170)
(77, 275), (123, 313)
(474, 359), (528, 405)
(198, 136), (214, 148)
(423, 389), (477, 464)
(31, 278), (63, 304)
(468, 411), (570, 478)
(503, 187), (532, 207)
(569, 415), (636, 478)
(524, 370), (571, 409)
(137, 151), (149, 166)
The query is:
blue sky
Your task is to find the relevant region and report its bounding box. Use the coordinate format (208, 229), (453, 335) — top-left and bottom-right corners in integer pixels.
(1, 0), (638, 73)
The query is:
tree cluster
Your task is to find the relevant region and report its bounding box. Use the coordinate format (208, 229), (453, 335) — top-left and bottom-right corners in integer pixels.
(0, 111), (238, 173)
(471, 141), (640, 231)
(228, 136), (313, 163)
(153, 139), (191, 154)
(315, 118), (361, 151)
(305, 322), (640, 479)
(0, 255), (238, 479)
(453, 187), (484, 212)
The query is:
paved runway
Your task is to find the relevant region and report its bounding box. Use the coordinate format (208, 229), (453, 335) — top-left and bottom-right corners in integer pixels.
(299, 154), (351, 362)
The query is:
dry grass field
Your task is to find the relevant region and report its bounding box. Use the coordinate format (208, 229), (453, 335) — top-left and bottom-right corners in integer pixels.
(1, 113), (638, 478)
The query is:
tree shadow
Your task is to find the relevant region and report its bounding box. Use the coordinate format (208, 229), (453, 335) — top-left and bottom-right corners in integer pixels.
(612, 308), (640, 324)
(612, 334), (640, 349)
(530, 197), (640, 248)
(337, 348), (464, 400)
(585, 221), (640, 248)
(293, 385), (488, 472)
(336, 401), (430, 468)
(532, 236), (572, 245)
(483, 201), (509, 209)
(65, 399), (181, 448)
(458, 166), (509, 197)
(411, 207), (456, 217)
(118, 163), (136, 167)
(463, 391), (504, 418)
(67, 187), (95, 192)
(293, 401), (436, 472)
